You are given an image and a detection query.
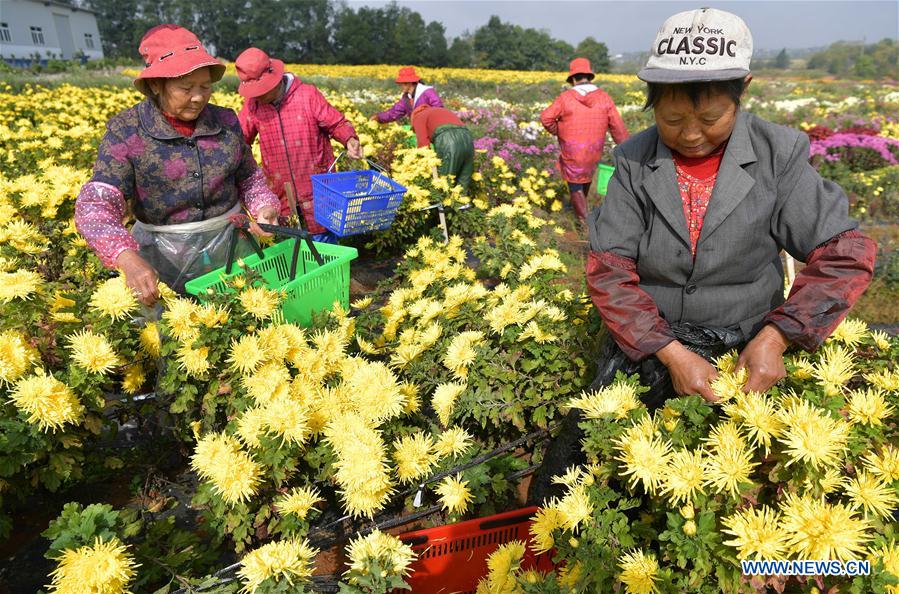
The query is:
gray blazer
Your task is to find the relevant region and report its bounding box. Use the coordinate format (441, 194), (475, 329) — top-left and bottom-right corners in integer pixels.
(589, 110), (857, 339)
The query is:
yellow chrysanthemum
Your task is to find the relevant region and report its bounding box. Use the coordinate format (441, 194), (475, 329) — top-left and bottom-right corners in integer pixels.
(618, 549), (659, 594)
(433, 426), (473, 458)
(67, 330), (119, 375)
(324, 413), (393, 518)
(139, 322), (161, 358)
(555, 483), (594, 532)
(723, 391), (784, 453)
(275, 486), (322, 519)
(121, 363), (146, 395)
(568, 381), (641, 420)
(703, 443), (757, 497)
(778, 399), (850, 470)
(812, 343), (856, 395)
(228, 334), (267, 375)
(238, 286), (281, 320)
(477, 541), (526, 594)
(843, 471), (899, 520)
(341, 359), (405, 423)
(238, 539), (317, 594)
(393, 432), (437, 483)
(789, 355), (815, 380)
(0, 269), (43, 302)
(780, 494), (871, 561)
(260, 395), (310, 445)
(190, 432), (262, 505)
(722, 506), (789, 560)
(432, 381), (467, 426)
(242, 362), (291, 404)
(351, 296), (373, 310)
(869, 329), (892, 351)
(529, 506), (565, 554)
(614, 429), (673, 495)
(345, 529), (416, 577)
(236, 407), (268, 448)
(846, 387), (895, 425)
(161, 297), (200, 342)
(863, 444), (899, 481)
(710, 367), (747, 402)
(865, 369), (899, 392)
(400, 381), (422, 414)
(436, 474), (473, 515)
(88, 275), (138, 320)
(661, 448), (706, 505)
(518, 252), (566, 280)
(10, 371), (83, 432)
(828, 318), (868, 348)
(47, 537), (138, 594)
(443, 331), (485, 379)
(175, 344), (210, 377)
(870, 540), (899, 592)
(0, 330), (37, 385)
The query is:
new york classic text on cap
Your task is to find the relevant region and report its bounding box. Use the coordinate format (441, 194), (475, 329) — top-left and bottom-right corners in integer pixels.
(638, 7), (753, 83)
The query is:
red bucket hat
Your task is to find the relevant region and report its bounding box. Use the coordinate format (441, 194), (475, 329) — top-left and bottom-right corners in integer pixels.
(235, 48), (285, 98)
(567, 57), (595, 82)
(134, 25), (225, 96)
(395, 66), (421, 84)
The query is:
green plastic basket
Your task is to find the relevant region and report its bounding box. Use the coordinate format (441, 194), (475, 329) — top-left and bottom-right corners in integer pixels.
(184, 238), (358, 328)
(401, 124), (417, 148)
(595, 163), (615, 196)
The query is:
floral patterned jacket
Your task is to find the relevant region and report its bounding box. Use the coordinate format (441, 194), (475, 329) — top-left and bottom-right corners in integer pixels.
(75, 98), (277, 267)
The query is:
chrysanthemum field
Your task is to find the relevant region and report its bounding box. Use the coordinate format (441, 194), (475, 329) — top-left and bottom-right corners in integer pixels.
(0, 65), (897, 594)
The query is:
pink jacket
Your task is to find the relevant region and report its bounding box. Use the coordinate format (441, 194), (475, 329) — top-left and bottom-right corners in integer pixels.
(541, 85), (629, 183)
(239, 75), (357, 233)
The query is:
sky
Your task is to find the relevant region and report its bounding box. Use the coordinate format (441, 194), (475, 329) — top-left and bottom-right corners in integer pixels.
(349, 0), (899, 53)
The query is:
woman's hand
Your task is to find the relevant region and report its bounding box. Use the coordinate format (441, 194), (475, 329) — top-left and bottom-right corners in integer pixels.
(370, 115), (380, 123)
(656, 340), (719, 403)
(346, 137), (364, 160)
(736, 324), (789, 393)
(116, 249), (159, 306)
(248, 206), (278, 238)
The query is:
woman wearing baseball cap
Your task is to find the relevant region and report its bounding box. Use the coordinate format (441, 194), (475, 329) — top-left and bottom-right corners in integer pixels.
(587, 7), (877, 405)
(532, 7), (877, 504)
(75, 25), (279, 302)
(372, 66), (444, 124)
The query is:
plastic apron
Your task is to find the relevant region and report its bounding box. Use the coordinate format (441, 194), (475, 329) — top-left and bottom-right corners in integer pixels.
(131, 203), (252, 294)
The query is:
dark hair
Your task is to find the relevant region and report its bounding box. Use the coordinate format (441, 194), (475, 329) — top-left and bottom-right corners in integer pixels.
(643, 78), (747, 111)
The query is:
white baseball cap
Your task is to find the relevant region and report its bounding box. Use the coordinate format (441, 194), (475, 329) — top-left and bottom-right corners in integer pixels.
(638, 7), (753, 83)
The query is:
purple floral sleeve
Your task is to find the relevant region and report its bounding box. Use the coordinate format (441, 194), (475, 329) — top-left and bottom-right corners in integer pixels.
(74, 182), (139, 268)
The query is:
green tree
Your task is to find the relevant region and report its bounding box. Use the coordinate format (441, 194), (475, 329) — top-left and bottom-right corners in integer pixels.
(447, 34), (475, 68)
(574, 37), (611, 73)
(422, 21), (449, 67)
(774, 48), (790, 69)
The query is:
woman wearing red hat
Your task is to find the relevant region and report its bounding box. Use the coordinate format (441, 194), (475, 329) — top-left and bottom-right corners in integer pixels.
(372, 66), (444, 124)
(236, 48), (363, 243)
(541, 57), (630, 223)
(75, 25), (279, 302)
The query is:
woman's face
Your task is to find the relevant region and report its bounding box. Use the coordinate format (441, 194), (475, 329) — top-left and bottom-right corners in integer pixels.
(400, 82), (417, 95)
(654, 87), (739, 158)
(150, 67), (213, 121)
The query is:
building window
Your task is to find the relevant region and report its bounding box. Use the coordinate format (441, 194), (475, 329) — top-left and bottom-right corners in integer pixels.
(30, 26), (45, 45)
(0, 23), (10, 43)
(84, 33), (94, 49)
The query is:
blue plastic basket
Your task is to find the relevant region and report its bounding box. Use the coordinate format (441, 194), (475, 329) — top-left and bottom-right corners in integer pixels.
(312, 170), (406, 237)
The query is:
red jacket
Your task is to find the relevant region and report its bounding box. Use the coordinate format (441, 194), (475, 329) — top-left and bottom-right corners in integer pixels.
(541, 85), (629, 183)
(239, 75), (357, 233)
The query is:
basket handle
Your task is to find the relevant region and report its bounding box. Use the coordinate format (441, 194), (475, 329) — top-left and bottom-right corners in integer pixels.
(328, 151), (391, 175)
(226, 216), (325, 280)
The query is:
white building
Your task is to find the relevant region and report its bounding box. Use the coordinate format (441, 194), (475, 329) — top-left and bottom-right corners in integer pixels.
(0, 0), (104, 64)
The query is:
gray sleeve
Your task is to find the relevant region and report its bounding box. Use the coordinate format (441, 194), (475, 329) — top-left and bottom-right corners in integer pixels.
(588, 150), (645, 259)
(771, 132), (858, 262)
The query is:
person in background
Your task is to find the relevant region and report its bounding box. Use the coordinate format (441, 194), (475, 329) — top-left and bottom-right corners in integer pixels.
(75, 25), (279, 302)
(236, 48), (363, 243)
(411, 105), (475, 191)
(372, 66), (444, 124)
(541, 57), (629, 223)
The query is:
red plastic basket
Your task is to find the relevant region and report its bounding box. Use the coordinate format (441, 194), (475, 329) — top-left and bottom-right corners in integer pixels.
(392, 506), (556, 594)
